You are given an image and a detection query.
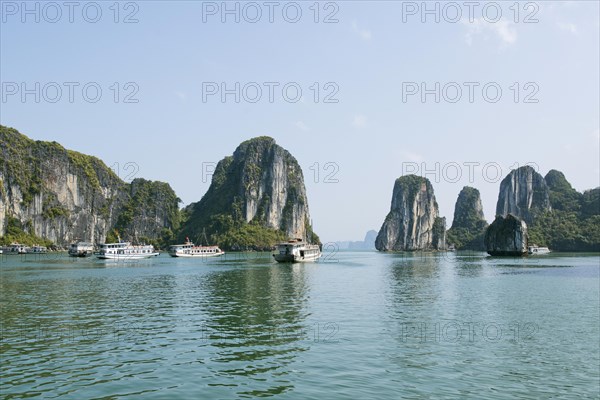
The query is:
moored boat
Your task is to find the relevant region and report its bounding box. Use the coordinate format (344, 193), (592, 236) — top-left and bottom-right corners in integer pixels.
(3, 243), (30, 254)
(168, 240), (224, 258)
(528, 245), (551, 255)
(97, 241), (159, 260)
(273, 239), (321, 263)
(31, 245), (48, 254)
(69, 241), (95, 257)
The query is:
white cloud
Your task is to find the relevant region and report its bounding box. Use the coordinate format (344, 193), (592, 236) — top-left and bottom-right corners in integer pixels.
(462, 18), (517, 47)
(493, 21), (518, 45)
(352, 21), (372, 41)
(399, 151), (424, 163)
(557, 22), (579, 35)
(352, 114), (367, 128)
(295, 121), (309, 131)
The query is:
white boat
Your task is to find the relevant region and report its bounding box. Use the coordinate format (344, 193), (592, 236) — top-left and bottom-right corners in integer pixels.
(528, 245), (551, 255)
(97, 241), (159, 260)
(273, 239), (322, 263)
(168, 241), (224, 258)
(69, 241), (95, 257)
(5, 243), (30, 254)
(31, 245), (48, 254)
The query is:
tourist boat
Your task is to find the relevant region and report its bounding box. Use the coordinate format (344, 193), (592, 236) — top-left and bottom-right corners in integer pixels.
(168, 239), (224, 258)
(69, 241), (95, 257)
(31, 245), (48, 254)
(4, 243), (30, 254)
(528, 245), (551, 255)
(273, 239), (322, 263)
(97, 241), (159, 260)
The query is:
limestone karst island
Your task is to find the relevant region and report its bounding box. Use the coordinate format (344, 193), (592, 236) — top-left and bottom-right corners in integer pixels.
(1, 125), (599, 256)
(0, 126), (321, 261)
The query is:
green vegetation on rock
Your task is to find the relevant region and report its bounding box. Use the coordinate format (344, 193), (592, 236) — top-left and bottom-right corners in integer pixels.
(545, 170), (581, 213)
(304, 217), (321, 245)
(446, 187), (488, 250)
(112, 178), (182, 248)
(211, 219), (287, 251)
(0, 217), (53, 247)
(580, 188), (600, 218)
(526, 171), (599, 251)
(66, 150), (111, 190)
(395, 175), (427, 206)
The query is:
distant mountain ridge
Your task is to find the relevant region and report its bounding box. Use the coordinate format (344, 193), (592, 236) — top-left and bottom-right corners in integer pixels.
(335, 230), (377, 250)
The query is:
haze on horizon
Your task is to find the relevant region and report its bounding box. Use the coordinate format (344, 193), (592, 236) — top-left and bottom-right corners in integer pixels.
(1, 1), (598, 243)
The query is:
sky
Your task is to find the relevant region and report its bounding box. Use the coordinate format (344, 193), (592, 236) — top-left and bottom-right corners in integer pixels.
(1, 1), (599, 243)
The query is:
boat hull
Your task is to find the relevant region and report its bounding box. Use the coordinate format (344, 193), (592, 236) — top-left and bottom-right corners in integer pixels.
(169, 251), (224, 258)
(487, 251), (527, 257)
(69, 251), (93, 257)
(273, 253), (322, 263)
(97, 253), (159, 260)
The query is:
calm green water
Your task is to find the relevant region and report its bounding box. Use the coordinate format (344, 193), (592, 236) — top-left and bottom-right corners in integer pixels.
(1, 251), (599, 399)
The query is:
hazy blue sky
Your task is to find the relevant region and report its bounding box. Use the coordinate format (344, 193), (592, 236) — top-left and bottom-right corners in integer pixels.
(1, 1), (599, 243)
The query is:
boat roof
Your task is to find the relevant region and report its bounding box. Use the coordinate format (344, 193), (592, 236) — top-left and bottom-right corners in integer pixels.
(171, 243), (220, 248)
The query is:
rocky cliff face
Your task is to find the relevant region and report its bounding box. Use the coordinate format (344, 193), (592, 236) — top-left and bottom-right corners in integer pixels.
(447, 186), (488, 250)
(452, 187), (485, 228)
(484, 214), (528, 256)
(375, 175), (446, 251)
(112, 178), (181, 244)
(496, 166), (551, 224)
(0, 126), (180, 246)
(181, 137), (315, 247)
(431, 217), (447, 250)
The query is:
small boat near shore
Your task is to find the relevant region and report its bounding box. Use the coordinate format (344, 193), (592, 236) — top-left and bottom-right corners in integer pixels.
(168, 240), (224, 258)
(273, 239), (322, 263)
(528, 245), (551, 255)
(69, 241), (95, 257)
(31, 245), (48, 254)
(97, 241), (159, 260)
(2, 243), (30, 254)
